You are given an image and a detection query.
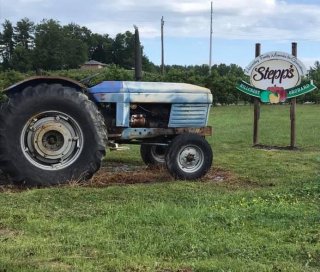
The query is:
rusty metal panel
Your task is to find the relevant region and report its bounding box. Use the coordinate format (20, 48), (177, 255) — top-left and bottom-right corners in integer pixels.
(119, 126), (212, 140)
(174, 127), (212, 136)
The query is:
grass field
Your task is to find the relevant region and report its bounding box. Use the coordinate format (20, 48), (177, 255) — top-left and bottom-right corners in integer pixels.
(0, 105), (319, 272)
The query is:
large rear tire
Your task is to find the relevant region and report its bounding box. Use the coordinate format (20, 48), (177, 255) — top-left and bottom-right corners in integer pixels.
(165, 134), (213, 180)
(0, 83), (107, 186)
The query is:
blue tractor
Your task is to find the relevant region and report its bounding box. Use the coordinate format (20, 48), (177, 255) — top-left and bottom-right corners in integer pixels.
(0, 76), (213, 186)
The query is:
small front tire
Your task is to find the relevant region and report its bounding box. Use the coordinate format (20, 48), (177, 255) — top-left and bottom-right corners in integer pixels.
(165, 134), (213, 180)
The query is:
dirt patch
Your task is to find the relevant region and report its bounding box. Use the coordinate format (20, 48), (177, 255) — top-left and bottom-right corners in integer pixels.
(204, 167), (236, 183)
(82, 163), (242, 188)
(203, 166), (260, 189)
(0, 161), (255, 191)
(87, 164), (173, 186)
(253, 144), (299, 151)
(0, 227), (21, 241)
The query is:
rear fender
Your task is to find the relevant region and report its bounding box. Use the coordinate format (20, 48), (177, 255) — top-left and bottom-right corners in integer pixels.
(4, 76), (86, 94)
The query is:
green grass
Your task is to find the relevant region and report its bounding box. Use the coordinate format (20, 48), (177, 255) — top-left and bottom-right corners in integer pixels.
(0, 105), (319, 272)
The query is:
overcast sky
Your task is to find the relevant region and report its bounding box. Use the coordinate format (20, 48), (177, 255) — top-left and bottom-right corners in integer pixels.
(1, 0), (320, 68)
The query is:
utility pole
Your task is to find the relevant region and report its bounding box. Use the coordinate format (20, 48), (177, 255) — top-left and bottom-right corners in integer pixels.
(161, 16), (165, 74)
(209, 1), (213, 74)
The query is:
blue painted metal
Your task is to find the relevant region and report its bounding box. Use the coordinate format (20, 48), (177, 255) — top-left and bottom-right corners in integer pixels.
(116, 103), (130, 127)
(168, 104), (209, 128)
(88, 81), (213, 129)
(92, 93), (130, 103)
(92, 92), (212, 104)
(89, 81), (123, 93)
(89, 81), (212, 104)
(89, 81), (211, 94)
(123, 81), (211, 93)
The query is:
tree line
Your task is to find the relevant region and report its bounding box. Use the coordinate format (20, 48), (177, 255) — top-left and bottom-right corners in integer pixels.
(0, 18), (319, 104)
(0, 18), (155, 72)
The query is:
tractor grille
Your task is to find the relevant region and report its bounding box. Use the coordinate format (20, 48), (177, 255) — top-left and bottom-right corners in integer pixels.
(168, 104), (210, 128)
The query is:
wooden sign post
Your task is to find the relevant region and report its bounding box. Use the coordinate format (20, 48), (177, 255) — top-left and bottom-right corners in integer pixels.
(290, 42), (297, 148)
(253, 43), (261, 146)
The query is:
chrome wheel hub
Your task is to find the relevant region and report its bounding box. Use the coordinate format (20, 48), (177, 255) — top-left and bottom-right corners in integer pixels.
(178, 145), (204, 173)
(21, 111), (83, 170)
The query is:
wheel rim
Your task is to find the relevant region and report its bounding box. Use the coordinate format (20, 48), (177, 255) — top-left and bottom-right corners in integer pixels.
(150, 146), (166, 163)
(177, 145), (204, 173)
(20, 111), (84, 170)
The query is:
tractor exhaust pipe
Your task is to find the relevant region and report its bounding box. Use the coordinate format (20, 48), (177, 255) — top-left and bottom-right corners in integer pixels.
(134, 25), (142, 81)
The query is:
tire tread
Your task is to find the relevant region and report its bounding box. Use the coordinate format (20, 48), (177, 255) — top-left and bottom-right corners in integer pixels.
(0, 83), (107, 186)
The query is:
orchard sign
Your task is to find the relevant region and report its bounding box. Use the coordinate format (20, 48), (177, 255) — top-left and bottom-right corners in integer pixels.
(237, 51), (317, 103)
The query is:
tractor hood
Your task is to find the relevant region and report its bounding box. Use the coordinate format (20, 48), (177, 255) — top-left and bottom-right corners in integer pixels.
(90, 81), (211, 94)
(89, 81), (213, 104)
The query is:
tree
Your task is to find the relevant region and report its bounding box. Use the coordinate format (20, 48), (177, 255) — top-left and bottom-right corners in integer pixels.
(112, 31), (135, 69)
(11, 45), (33, 72)
(142, 55), (158, 73)
(0, 18), (159, 73)
(89, 33), (113, 64)
(62, 25), (88, 69)
(0, 20), (14, 70)
(33, 19), (65, 70)
(10, 18), (35, 72)
(63, 23), (92, 43)
(14, 18), (34, 50)
(304, 61), (320, 103)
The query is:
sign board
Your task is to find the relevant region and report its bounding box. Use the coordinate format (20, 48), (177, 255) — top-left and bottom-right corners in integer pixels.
(237, 51), (316, 104)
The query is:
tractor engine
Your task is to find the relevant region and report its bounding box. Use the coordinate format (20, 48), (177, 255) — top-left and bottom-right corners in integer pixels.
(129, 103), (170, 128)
